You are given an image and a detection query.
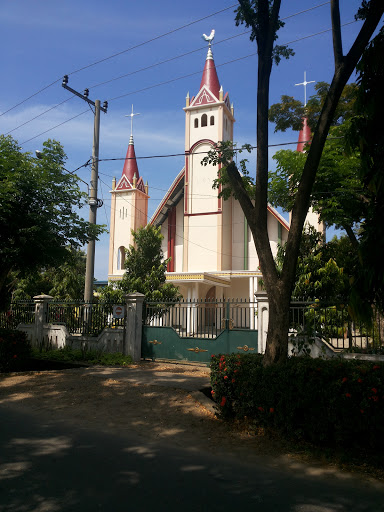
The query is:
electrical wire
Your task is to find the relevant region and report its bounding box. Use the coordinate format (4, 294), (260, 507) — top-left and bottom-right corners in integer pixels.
(3, 2), (333, 130)
(98, 175), (259, 260)
(0, 4), (237, 118)
(20, 109), (89, 145)
(16, 19), (355, 145)
(89, 2), (332, 92)
(5, 96), (75, 136)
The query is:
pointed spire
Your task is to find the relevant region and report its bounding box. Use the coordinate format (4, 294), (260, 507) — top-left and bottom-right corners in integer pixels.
(199, 31), (220, 98)
(121, 134), (140, 182)
(297, 117), (311, 152)
(121, 106), (140, 182)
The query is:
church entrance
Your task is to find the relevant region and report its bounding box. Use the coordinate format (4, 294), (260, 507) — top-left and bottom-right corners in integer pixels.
(142, 298), (258, 363)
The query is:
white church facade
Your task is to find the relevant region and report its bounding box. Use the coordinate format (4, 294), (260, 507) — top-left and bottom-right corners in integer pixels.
(107, 37), (318, 302)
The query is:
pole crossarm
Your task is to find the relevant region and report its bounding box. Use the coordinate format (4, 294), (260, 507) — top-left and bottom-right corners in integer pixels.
(61, 76), (108, 113)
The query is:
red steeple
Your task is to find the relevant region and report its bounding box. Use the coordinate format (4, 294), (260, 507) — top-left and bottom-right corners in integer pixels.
(121, 135), (139, 181)
(199, 46), (220, 99)
(296, 118), (311, 152)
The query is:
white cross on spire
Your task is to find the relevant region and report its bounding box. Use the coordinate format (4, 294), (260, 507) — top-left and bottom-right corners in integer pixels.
(125, 104), (140, 137)
(295, 71), (315, 106)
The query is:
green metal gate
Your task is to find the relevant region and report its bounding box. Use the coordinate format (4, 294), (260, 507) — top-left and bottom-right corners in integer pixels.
(142, 299), (258, 363)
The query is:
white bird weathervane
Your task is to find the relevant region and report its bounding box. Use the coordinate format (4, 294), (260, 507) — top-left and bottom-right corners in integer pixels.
(202, 29), (215, 46)
(295, 71), (315, 106)
(125, 104), (140, 137)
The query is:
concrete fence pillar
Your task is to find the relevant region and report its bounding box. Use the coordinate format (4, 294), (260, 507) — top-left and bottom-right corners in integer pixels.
(124, 293), (145, 361)
(33, 295), (53, 346)
(255, 291), (269, 354)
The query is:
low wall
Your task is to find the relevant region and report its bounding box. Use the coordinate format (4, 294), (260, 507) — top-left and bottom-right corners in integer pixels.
(17, 323), (124, 353)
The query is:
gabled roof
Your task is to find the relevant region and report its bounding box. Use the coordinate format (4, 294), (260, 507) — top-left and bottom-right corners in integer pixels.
(150, 167), (289, 232)
(150, 168), (185, 226)
(115, 174), (146, 193)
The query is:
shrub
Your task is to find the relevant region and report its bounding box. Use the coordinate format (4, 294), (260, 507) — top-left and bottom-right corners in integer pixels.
(210, 354), (384, 451)
(0, 328), (32, 372)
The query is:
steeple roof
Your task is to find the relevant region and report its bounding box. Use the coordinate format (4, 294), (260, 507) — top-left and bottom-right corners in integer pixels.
(199, 46), (220, 99)
(296, 117), (311, 152)
(122, 135), (139, 181)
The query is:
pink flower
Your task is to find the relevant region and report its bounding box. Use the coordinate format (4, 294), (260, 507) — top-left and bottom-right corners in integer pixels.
(220, 396), (227, 407)
(345, 393), (352, 398)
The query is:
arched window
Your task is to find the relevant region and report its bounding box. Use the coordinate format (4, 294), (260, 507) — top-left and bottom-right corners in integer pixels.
(201, 114), (207, 127)
(117, 246), (126, 270)
(194, 118), (198, 128)
(210, 115), (215, 126)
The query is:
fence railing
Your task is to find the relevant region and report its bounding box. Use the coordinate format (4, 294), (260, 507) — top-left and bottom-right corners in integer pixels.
(144, 299), (257, 339)
(0, 302), (35, 330)
(46, 302), (125, 336)
(290, 299), (383, 352)
(0, 301), (125, 337)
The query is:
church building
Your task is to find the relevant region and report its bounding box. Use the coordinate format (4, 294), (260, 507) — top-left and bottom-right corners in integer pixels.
(108, 34), (317, 302)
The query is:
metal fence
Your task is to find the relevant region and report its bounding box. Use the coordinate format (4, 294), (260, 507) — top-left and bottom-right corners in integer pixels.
(144, 299), (257, 339)
(290, 299), (384, 351)
(0, 301), (125, 337)
(0, 302), (35, 329)
(46, 302), (125, 336)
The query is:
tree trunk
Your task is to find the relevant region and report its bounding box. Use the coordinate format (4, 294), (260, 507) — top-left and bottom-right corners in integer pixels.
(0, 266), (11, 298)
(228, 0), (384, 366)
(263, 290), (291, 365)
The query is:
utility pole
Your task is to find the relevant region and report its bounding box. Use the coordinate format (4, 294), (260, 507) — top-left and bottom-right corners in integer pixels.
(62, 75), (108, 303)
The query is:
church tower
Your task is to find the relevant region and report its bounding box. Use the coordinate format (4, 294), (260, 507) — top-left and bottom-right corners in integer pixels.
(182, 33), (235, 272)
(108, 109), (149, 281)
(292, 72), (325, 238)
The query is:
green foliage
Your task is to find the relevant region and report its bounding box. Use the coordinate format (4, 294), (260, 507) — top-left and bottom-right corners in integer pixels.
(270, 124), (364, 231)
(100, 225), (181, 304)
(234, 0), (294, 65)
(32, 346), (133, 366)
(276, 228), (353, 301)
(0, 135), (105, 295)
(211, 354), (384, 451)
(0, 328), (32, 372)
(269, 82), (358, 133)
(268, 95), (305, 133)
(202, 141), (255, 200)
(10, 248), (86, 301)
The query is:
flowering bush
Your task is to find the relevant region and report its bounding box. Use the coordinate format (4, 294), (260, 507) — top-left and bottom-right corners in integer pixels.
(210, 354), (384, 450)
(0, 328), (32, 372)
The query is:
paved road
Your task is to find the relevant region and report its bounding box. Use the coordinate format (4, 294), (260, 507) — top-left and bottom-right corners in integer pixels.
(1, 400), (384, 511)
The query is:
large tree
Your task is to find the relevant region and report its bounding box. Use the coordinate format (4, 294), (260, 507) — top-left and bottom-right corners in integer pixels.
(100, 225), (181, 304)
(269, 27), (384, 317)
(0, 136), (104, 296)
(205, 0), (383, 365)
(9, 248), (87, 302)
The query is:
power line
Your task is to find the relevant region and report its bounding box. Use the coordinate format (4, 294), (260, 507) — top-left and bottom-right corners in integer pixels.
(3, 2), (332, 130)
(98, 175), (259, 260)
(20, 109), (89, 145)
(89, 2), (332, 92)
(0, 4), (237, 118)
(97, 138), (344, 164)
(5, 96), (75, 136)
(16, 20), (355, 144)
(107, 21), (356, 103)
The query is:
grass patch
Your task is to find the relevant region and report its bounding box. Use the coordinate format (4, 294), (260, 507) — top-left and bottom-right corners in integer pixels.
(32, 346), (133, 367)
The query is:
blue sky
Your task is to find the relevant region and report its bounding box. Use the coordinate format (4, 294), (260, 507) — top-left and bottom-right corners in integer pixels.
(0, 0), (377, 280)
